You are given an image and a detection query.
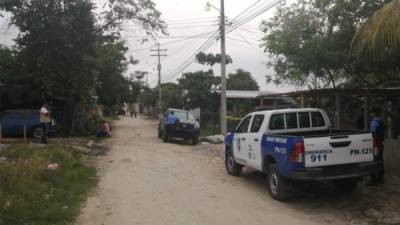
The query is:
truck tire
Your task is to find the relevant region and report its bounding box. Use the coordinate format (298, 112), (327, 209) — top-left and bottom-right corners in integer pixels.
(191, 136), (199, 145)
(333, 178), (359, 193)
(31, 126), (44, 139)
(225, 151), (242, 176)
(162, 131), (168, 143)
(267, 164), (291, 201)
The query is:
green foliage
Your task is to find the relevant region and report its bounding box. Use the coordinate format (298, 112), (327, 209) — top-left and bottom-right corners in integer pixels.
(160, 83), (183, 112)
(0, 0), (165, 131)
(138, 87), (158, 107)
(96, 40), (135, 113)
(261, 0), (393, 89)
(227, 69), (259, 91)
(178, 70), (220, 124)
(226, 69), (259, 117)
(0, 144), (96, 225)
(195, 52), (233, 70)
(351, 0), (400, 58)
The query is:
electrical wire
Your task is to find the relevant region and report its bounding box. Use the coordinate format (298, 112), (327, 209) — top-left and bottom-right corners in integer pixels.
(162, 29), (220, 82)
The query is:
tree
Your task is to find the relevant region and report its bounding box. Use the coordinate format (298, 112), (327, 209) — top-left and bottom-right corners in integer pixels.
(160, 83), (183, 112)
(138, 87), (158, 107)
(351, 0), (400, 58)
(227, 69), (259, 91)
(227, 69), (259, 117)
(0, 0), (166, 132)
(261, 0), (391, 89)
(195, 52), (233, 70)
(96, 40), (132, 114)
(178, 71), (220, 124)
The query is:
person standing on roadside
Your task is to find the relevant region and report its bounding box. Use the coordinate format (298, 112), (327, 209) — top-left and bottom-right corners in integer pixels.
(166, 111), (178, 142)
(370, 107), (385, 185)
(39, 103), (51, 144)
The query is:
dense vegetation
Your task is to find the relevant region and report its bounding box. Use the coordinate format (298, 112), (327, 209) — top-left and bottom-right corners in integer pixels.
(261, 0), (399, 89)
(0, 144), (96, 225)
(0, 0), (166, 132)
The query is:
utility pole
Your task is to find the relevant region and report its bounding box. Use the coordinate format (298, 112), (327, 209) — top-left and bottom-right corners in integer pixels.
(150, 43), (167, 114)
(220, 0), (227, 135)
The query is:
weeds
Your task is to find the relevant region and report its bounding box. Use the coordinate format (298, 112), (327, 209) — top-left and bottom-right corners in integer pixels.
(0, 144), (96, 225)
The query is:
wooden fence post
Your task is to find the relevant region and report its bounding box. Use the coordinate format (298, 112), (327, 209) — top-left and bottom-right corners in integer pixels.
(0, 123), (2, 144)
(23, 123), (27, 143)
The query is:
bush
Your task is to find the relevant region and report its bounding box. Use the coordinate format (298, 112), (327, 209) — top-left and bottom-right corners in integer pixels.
(0, 145), (96, 225)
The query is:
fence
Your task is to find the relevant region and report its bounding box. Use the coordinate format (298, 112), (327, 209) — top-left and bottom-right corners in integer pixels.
(384, 137), (400, 175)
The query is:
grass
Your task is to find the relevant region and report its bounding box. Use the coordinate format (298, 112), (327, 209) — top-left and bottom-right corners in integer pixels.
(0, 144), (97, 225)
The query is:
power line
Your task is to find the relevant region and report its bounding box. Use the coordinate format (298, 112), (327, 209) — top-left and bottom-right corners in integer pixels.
(162, 29), (220, 82)
(124, 31), (215, 53)
(231, 0), (262, 21)
(228, 0), (281, 34)
(164, 17), (216, 23)
(163, 31), (219, 80)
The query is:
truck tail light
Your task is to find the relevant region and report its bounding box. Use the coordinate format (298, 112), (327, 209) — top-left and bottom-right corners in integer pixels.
(373, 137), (380, 156)
(290, 141), (304, 163)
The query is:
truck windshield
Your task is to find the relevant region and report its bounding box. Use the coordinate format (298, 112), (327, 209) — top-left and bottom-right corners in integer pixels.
(173, 111), (188, 120)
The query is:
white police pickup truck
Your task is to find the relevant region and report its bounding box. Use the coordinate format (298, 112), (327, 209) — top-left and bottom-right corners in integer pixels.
(224, 108), (382, 200)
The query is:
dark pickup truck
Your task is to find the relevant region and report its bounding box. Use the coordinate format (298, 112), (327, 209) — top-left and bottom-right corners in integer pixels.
(158, 108), (200, 145)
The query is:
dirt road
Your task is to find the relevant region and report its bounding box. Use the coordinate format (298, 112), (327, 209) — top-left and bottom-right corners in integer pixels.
(75, 117), (396, 225)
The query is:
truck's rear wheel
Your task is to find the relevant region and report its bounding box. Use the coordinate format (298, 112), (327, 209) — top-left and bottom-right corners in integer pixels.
(333, 178), (359, 193)
(267, 164), (291, 201)
(225, 151), (242, 176)
(162, 130), (168, 143)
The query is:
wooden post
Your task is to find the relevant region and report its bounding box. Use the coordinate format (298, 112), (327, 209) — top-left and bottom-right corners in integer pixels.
(23, 123), (27, 143)
(0, 123), (2, 144)
(335, 94), (341, 129)
(300, 94), (305, 108)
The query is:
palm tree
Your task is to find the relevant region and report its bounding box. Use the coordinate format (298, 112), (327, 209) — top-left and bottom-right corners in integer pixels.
(351, 0), (400, 58)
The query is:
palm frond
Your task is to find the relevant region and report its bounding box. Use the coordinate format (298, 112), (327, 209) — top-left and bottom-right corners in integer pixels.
(351, 0), (400, 58)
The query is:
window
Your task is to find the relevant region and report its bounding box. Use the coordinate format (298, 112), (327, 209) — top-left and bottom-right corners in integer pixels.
(173, 111), (188, 120)
(298, 112), (311, 128)
(236, 116), (252, 133)
(250, 115), (265, 133)
(285, 113), (298, 129)
(269, 114), (285, 130)
(311, 112), (325, 127)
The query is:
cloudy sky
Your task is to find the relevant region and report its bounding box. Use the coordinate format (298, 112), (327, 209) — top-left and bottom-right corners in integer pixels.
(0, 0), (296, 92)
(124, 0), (295, 92)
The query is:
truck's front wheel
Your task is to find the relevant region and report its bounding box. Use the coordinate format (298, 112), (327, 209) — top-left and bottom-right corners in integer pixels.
(267, 164), (291, 201)
(225, 151), (242, 176)
(333, 178), (359, 193)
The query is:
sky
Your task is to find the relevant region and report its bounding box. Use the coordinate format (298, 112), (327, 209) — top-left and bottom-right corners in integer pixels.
(124, 0), (295, 93)
(0, 0), (296, 93)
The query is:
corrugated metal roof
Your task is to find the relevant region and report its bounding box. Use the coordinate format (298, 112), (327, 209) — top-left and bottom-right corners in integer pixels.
(226, 90), (276, 99)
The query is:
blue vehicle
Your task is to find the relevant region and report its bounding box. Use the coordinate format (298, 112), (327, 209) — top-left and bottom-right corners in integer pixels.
(0, 110), (55, 139)
(224, 108), (382, 200)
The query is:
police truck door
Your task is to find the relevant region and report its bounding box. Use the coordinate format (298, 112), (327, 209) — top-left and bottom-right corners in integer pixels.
(245, 114), (265, 170)
(233, 115), (252, 165)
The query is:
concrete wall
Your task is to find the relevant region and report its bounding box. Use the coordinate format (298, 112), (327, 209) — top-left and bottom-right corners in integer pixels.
(384, 137), (400, 175)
